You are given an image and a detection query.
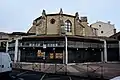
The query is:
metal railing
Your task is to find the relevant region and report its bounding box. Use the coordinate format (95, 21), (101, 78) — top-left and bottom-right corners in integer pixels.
(12, 62), (67, 74)
(13, 62), (115, 79)
(86, 64), (104, 78)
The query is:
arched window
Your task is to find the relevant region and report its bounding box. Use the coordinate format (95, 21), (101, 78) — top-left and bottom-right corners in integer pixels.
(65, 20), (72, 32)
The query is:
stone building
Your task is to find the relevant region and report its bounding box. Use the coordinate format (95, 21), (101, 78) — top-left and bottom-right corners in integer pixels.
(90, 21), (116, 37)
(2, 9), (120, 64)
(28, 9), (95, 36)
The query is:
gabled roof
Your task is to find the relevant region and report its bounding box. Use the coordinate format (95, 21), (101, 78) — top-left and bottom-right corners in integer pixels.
(34, 16), (42, 21)
(34, 13), (75, 21)
(47, 13), (75, 17)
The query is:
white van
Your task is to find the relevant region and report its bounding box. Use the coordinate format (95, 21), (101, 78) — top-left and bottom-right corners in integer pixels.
(0, 52), (12, 77)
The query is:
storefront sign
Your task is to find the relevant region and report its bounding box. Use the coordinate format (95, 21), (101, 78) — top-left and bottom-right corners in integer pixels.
(55, 53), (63, 59)
(37, 50), (45, 59)
(50, 53), (54, 59)
(43, 44), (46, 49)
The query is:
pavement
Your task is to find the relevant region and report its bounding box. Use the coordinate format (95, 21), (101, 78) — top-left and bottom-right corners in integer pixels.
(77, 63), (120, 79)
(8, 69), (100, 80)
(12, 62), (120, 80)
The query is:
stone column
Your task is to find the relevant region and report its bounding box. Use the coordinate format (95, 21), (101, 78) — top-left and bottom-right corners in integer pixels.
(65, 36), (68, 64)
(101, 51), (104, 62)
(63, 50), (65, 64)
(17, 50), (21, 62)
(14, 39), (18, 63)
(6, 41), (9, 53)
(104, 40), (107, 62)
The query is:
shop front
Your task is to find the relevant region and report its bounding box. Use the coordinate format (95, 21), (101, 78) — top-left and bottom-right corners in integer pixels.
(7, 36), (120, 63)
(18, 36), (65, 63)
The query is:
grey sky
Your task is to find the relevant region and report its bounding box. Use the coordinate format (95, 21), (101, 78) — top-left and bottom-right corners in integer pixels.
(0, 0), (120, 33)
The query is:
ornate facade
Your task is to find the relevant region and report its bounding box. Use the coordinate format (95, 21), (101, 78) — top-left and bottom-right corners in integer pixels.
(1, 9), (119, 64)
(28, 9), (95, 36)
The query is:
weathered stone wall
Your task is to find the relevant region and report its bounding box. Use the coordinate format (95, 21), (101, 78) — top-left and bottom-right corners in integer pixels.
(28, 25), (36, 33)
(27, 11), (95, 36)
(46, 15), (75, 35)
(81, 22), (93, 36)
(47, 15), (60, 35)
(36, 17), (46, 35)
(75, 21), (84, 36)
(62, 15), (75, 35)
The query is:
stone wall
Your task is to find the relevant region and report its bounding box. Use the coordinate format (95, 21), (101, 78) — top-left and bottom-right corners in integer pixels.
(36, 17), (46, 35)
(81, 22), (93, 36)
(28, 25), (36, 33)
(27, 10), (95, 36)
(47, 15), (60, 35)
(74, 19), (84, 36)
(62, 15), (75, 35)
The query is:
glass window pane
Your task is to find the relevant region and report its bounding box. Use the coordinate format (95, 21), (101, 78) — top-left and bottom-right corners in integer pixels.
(65, 20), (72, 32)
(68, 23), (71, 26)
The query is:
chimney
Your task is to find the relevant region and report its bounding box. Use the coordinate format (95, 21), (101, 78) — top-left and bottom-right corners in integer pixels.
(81, 17), (87, 22)
(75, 12), (79, 20)
(59, 8), (63, 14)
(42, 9), (46, 16)
(108, 21), (111, 24)
(114, 29), (116, 34)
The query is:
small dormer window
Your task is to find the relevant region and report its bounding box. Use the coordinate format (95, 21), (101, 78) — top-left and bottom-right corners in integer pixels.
(65, 20), (72, 32)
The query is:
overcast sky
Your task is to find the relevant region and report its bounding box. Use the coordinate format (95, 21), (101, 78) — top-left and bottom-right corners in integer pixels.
(0, 0), (120, 33)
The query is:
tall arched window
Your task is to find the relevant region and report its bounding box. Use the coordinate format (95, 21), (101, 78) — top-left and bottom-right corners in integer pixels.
(65, 20), (72, 32)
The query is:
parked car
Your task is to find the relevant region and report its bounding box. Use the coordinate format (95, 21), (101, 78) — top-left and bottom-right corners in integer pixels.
(0, 52), (12, 77)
